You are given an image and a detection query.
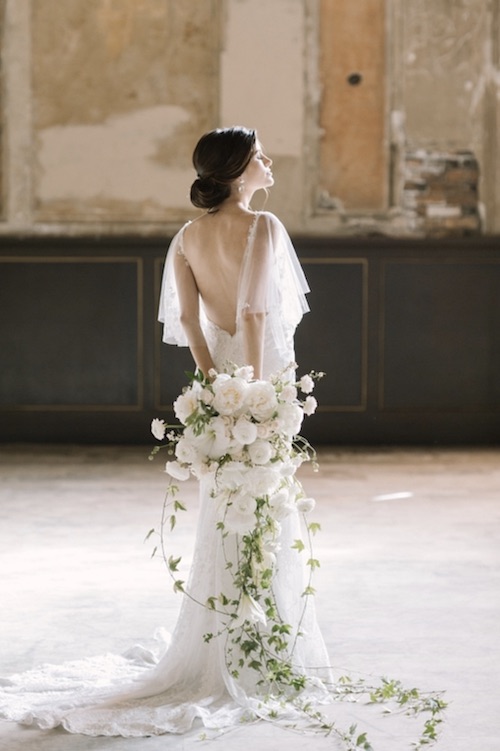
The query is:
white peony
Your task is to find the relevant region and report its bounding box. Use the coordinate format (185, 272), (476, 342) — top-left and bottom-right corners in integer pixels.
(303, 396), (318, 416)
(297, 496), (316, 513)
(245, 381), (278, 421)
(244, 466), (281, 497)
(201, 415), (234, 459)
(224, 490), (258, 534)
(212, 377), (248, 416)
(232, 592), (267, 628)
(151, 418), (166, 441)
(276, 402), (304, 438)
(165, 460), (190, 481)
(232, 415), (258, 446)
(174, 436), (199, 465)
(247, 438), (274, 466)
(217, 461), (247, 491)
(173, 389), (199, 424)
(299, 374), (315, 394)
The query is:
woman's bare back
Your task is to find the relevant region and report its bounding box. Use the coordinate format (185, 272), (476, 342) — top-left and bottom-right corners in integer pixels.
(182, 211), (258, 335)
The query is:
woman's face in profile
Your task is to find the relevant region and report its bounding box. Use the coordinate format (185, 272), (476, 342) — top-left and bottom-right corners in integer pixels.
(241, 141), (274, 191)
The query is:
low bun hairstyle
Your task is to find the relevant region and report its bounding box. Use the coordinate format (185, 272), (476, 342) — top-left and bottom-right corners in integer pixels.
(190, 126), (257, 210)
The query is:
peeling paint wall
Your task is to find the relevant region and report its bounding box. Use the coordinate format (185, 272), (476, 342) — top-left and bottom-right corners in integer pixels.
(32, 0), (220, 223)
(0, 0), (499, 236)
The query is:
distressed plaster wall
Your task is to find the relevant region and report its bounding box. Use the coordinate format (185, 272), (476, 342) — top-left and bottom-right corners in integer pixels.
(399, 0), (500, 232)
(33, 0), (220, 224)
(0, 0), (499, 236)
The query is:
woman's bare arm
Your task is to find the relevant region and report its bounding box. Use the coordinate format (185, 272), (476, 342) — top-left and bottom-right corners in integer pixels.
(174, 251), (216, 378)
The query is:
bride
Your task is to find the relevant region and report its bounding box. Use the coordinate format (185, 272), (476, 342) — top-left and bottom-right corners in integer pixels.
(0, 127), (333, 736)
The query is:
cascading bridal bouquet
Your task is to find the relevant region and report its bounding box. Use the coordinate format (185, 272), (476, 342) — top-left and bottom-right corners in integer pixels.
(149, 363), (325, 697)
(149, 365), (447, 749)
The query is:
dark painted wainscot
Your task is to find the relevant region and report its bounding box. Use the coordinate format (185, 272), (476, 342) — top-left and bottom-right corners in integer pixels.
(1, 233), (499, 445)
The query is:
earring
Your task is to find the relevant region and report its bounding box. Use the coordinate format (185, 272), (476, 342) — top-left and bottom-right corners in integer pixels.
(238, 178), (244, 193)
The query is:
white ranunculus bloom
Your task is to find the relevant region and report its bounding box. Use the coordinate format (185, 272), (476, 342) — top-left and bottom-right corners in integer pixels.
(165, 460), (190, 481)
(303, 396), (318, 416)
(299, 374), (315, 394)
(173, 390), (199, 424)
(212, 377), (248, 416)
(200, 387), (214, 405)
(245, 381), (278, 421)
(151, 418), (166, 441)
(247, 438), (274, 466)
(232, 592), (267, 629)
(224, 490), (258, 534)
(297, 496), (316, 513)
(276, 402), (304, 438)
(232, 415), (258, 445)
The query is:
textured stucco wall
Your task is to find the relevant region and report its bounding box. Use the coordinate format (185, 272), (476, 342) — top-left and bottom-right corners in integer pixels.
(0, 0), (499, 236)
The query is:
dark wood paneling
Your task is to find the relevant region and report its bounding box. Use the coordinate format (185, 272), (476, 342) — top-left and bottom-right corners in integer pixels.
(0, 258), (141, 408)
(0, 234), (499, 444)
(381, 260), (500, 411)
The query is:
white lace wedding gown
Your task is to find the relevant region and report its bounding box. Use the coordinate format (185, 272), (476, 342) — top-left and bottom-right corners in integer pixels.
(0, 211), (332, 737)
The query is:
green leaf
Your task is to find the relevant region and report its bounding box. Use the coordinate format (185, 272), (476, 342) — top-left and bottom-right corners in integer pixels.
(308, 522), (321, 535)
(144, 528), (155, 541)
(173, 579), (184, 593)
(302, 585), (316, 596)
(168, 555), (182, 572)
(307, 557), (321, 570)
(169, 514), (177, 531)
(292, 539), (305, 552)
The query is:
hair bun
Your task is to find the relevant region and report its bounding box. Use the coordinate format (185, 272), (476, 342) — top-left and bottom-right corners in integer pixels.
(190, 176), (230, 210)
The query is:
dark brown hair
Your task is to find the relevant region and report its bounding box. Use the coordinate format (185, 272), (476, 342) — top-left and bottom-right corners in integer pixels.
(190, 126), (257, 209)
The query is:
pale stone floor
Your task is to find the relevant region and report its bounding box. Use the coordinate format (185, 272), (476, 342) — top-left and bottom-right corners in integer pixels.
(0, 444), (499, 751)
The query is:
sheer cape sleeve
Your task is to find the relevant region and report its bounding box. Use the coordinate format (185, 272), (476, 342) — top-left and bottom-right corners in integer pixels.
(158, 223), (195, 346)
(237, 212), (309, 363)
(158, 212), (309, 359)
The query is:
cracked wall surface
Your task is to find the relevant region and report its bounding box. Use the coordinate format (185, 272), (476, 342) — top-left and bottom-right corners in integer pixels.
(0, 0), (499, 236)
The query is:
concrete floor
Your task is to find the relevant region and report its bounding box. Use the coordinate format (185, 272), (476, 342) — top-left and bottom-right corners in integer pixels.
(0, 444), (499, 751)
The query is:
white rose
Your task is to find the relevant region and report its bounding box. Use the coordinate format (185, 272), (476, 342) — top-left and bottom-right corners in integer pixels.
(299, 374), (315, 394)
(232, 415), (258, 445)
(247, 438), (274, 466)
(224, 490), (258, 534)
(165, 460), (190, 481)
(244, 466), (281, 497)
(151, 418), (166, 441)
(281, 384), (298, 403)
(173, 389), (199, 424)
(174, 436), (199, 465)
(276, 402), (304, 438)
(234, 365), (254, 381)
(212, 377), (248, 416)
(245, 381), (278, 421)
(297, 496), (316, 513)
(303, 396), (318, 416)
